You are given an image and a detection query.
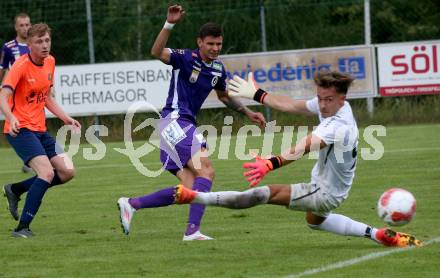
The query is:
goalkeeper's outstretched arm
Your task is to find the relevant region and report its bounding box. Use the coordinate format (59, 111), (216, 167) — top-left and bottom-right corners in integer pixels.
(228, 72), (314, 116)
(243, 134), (326, 187)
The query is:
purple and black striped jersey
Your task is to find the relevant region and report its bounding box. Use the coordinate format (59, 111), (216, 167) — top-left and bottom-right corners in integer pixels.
(0, 39), (30, 69)
(161, 48), (227, 123)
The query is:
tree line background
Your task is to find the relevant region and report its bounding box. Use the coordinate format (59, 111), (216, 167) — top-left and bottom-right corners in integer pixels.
(1, 0), (439, 65)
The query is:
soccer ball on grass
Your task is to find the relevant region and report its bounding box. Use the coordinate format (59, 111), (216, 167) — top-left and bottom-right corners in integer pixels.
(377, 188), (416, 226)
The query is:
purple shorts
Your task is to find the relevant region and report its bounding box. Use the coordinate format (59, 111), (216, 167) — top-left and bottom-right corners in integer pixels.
(159, 118), (207, 173)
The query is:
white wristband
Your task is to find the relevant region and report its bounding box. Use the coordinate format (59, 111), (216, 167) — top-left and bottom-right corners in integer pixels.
(163, 21), (175, 30)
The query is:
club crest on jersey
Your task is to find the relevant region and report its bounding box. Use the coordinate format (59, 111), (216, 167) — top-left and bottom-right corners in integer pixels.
(211, 76), (219, 87)
(213, 62), (222, 71)
(189, 69), (200, 83)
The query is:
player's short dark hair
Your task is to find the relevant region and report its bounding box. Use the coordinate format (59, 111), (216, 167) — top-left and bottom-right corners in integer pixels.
(27, 23), (51, 39)
(313, 70), (354, 95)
(14, 13), (30, 24)
(199, 22), (223, 39)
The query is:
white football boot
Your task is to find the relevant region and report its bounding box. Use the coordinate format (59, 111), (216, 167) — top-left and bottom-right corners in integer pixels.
(183, 231), (214, 241)
(117, 197), (136, 235)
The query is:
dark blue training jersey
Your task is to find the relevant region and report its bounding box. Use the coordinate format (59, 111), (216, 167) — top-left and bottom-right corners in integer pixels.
(0, 39), (30, 70)
(161, 48), (227, 123)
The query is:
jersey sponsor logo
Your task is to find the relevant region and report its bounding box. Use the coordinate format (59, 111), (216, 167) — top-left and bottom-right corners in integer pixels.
(26, 91), (47, 104)
(27, 78), (36, 83)
(211, 71), (222, 77)
(213, 62), (222, 71)
(26, 92), (36, 104)
(189, 69), (200, 83)
(173, 49), (185, 55)
(161, 120), (187, 147)
(211, 76), (219, 87)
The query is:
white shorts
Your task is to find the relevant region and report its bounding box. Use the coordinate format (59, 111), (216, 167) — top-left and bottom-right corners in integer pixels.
(288, 183), (341, 217)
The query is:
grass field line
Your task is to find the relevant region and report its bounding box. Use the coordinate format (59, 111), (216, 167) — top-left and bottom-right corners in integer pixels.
(284, 237), (440, 278)
(384, 146), (440, 153)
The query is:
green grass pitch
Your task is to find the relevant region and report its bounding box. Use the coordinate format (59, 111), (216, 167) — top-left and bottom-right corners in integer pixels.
(1, 124), (439, 277)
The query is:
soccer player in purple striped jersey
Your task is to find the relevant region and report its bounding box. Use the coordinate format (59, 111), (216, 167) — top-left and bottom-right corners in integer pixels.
(0, 13), (34, 174)
(0, 13), (31, 83)
(117, 5), (266, 240)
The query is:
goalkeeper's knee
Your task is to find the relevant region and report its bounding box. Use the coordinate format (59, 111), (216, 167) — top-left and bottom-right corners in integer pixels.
(307, 223), (320, 230)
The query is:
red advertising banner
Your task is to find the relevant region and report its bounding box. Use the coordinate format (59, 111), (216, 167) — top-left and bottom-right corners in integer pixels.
(377, 41), (440, 96)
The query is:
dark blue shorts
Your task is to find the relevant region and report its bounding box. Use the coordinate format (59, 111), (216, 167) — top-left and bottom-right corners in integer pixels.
(159, 118), (207, 173)
(6, 128), (64, 166)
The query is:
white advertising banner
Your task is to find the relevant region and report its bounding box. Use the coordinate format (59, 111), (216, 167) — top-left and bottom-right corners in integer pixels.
(52, 60), (172, 116)
(202, 45), (376, 108)
(377, 40), (440, 96)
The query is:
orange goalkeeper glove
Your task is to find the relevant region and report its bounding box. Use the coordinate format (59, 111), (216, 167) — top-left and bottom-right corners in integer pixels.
(243, 156), (282, 187)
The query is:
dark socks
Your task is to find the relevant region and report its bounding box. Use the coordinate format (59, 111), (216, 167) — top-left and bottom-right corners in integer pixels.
(10, 176), (37, 196)
(10, 170), (63, 197)
(17, 177), (50, 230)
(48, 171), (63, 188)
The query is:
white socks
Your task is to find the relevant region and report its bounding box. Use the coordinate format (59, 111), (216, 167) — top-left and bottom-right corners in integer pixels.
(194, 191), (381, 242)
(194, 186), (270, 209)
(310, 213), (378, 240)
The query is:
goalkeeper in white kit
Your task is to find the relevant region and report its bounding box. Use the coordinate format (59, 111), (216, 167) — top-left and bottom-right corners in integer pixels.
(172, 70), (422, 247)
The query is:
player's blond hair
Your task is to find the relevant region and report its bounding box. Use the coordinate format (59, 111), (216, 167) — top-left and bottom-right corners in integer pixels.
(313, 70), (354, 95)
(27, 23), (51, 39)
(14, 13), (30, 24)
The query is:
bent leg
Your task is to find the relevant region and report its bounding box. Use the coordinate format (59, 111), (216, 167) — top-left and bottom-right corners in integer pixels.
(176, 167), (196, 187)
(7, 153), (74, 196)
(49, 153), (75, 187)
(306, 212), (375, 238)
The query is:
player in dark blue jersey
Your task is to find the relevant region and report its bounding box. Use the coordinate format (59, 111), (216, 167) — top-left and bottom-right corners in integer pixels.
(0, 13), (34, 174)
(117, 5), (266, 240)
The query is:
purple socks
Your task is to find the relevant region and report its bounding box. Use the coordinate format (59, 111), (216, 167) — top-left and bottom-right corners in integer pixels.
(128, 186), (176, 210)
(185, 177), (212, 236)
(127, 177), (213, 236)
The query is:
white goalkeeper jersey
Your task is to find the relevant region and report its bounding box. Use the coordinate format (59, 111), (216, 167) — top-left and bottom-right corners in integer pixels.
(305, 97), (359, 204)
